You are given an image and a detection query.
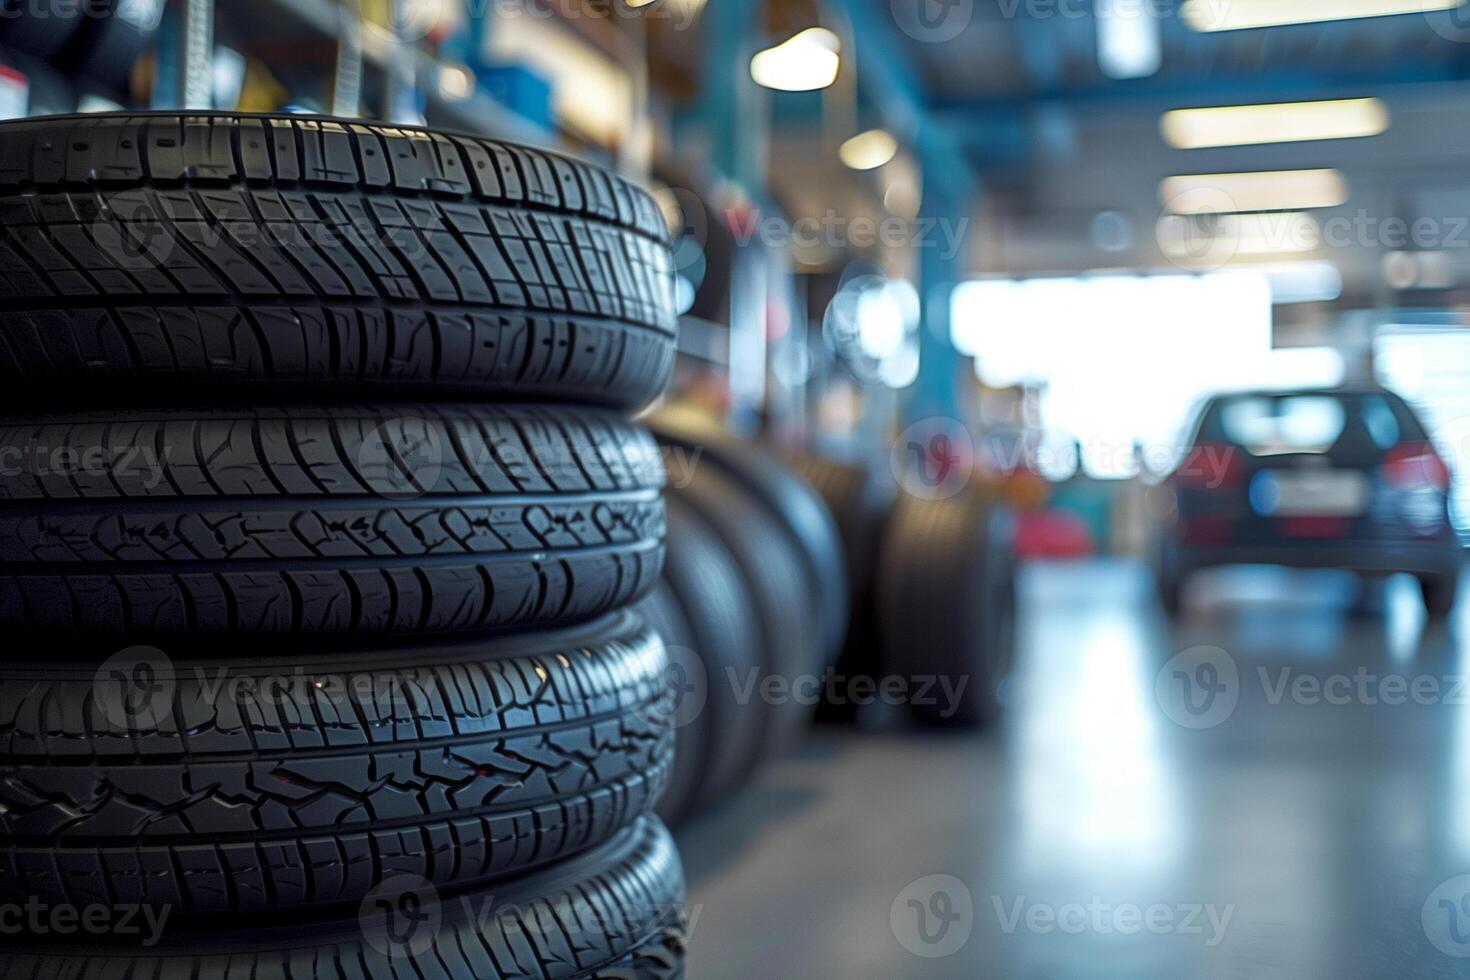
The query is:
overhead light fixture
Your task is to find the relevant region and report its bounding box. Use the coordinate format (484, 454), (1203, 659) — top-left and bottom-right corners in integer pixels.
(839, 129), (898, 170)
(1161, 169), (1349, 213)
(1161, 98), (1389, 148)
(437, 64), (476, 102)
(1097, 0), (1161, 80)
(1181, 0), (1459, 32)
(750, 27), (841, 91)
(1157, 212), (1321, 260)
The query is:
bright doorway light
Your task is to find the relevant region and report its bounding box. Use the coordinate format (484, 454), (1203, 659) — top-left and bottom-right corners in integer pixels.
(1161, 169), (1349, 213)
(750, 27), (841, 92)
(1162, 98), (1389, 149)
(1182, 0), (1459, 32)
(839, 129), (898, 170)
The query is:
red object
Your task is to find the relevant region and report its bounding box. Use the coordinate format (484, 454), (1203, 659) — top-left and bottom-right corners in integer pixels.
(1179, 515), (1232, 547)
(1280, 517), (1350, 538)
(1380, 441), (1450, 492)
(1171, 442), (1245, 489)
(1016, 510), (1095, 559)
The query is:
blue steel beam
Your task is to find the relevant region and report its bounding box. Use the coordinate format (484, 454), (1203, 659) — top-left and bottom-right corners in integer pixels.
(835, 0), (973, 205)
(931, 59), (1470, 114)
(835, 0), (974, 423)
(698, 0), (766, 188)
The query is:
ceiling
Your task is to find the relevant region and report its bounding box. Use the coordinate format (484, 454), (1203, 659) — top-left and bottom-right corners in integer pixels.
(766, 2), (1470, 309)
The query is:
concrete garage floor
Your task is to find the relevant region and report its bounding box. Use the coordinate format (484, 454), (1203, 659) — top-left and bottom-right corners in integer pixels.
(676, 559), (1470, 979)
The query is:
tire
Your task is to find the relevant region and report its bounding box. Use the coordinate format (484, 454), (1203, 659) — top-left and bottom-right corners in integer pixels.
(55, 0), (159, 97)
(0, 815), (686, 980)
(1156, 542), (1185, 618)
(649, 405), (847, 660)
(0, 611), (673, 915)
(786, 455), (892, 595)
(0, 404), (665, 636)
(0, 1), (83, 61)
(643, 495), (766, 825)
(0, 112), (676, 411)
(875, 493), (1017, 727)
(674, 461), (817, 766)
(1421, 571), (1459, 618)
(786, 454), (894, 722)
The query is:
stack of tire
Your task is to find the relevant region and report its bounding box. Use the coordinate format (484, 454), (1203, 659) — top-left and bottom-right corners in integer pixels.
(0, 113), (685, 979)
(792, 454), (1019, 728)
(641, 405), (848, 825)
(0, 0), (162, 107)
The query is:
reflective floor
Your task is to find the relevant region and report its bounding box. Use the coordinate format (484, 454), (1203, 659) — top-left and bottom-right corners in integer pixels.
(677, 559), (1470, 979)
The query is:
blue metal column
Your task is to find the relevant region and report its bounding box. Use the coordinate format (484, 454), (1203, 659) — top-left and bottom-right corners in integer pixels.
(698, 0), (765, 188)
(908, 177), (971, 425)
(835, 0), (974, 424)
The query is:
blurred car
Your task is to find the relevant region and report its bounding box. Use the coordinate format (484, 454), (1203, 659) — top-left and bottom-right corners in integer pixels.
(1154, 387), (1463, 616)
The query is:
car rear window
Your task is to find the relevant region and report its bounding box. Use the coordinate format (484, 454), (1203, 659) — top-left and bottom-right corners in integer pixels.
(1206, 392), (1428, 456)
(1218, 396), (1347, 455)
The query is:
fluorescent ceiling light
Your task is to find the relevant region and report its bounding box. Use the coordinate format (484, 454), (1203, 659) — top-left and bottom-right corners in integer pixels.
(839, 129), (898, 170)
(750, 28), (840, 92)
(1158, 211), (1321, 259)
(1161, 98), (1389, 149)
(1181, 0), (1459, 32)
(1161, 169), (1348, 213)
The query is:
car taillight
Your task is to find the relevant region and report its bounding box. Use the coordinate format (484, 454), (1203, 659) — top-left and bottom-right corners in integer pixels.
(1380, 441), (1451, 492)
(1171, 442), (1244, 489)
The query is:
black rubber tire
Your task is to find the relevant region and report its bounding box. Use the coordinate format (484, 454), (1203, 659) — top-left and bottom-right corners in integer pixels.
(0, 610), (673, 916)
(649, 405), (847, 661)
(643, 495), (766, 826)
(0, 112), (676, 411)
(0, 815), (687, 979)
(0, 0), (82, 61)
(1421, 571), (1459, 618)
(786, 453), (894, 722)
(875, 493), (1017, 727)
(55, 0), (159, 97)
(787, 454), (892, 596)
(0, 404), (665, 636)
(673, 460), (817, 770)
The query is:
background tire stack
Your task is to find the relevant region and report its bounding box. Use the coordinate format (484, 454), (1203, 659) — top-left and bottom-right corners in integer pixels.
(642, 405), (848, 825)
(0, 112), (685, 978)
(790, 454), (1020, 730)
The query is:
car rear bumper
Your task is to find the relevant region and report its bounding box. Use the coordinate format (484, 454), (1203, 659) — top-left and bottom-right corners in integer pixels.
(1171, 540), (1463, 578)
